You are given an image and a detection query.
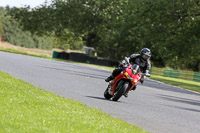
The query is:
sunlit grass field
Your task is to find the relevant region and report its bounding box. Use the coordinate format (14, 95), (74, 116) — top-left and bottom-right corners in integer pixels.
(0, 71), (147, 133)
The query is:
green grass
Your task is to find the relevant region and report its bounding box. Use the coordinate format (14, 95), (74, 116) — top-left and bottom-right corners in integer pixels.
(0, 47), (51, 59)
(149, 75), (200, 93)
(0, 71), (147, 133)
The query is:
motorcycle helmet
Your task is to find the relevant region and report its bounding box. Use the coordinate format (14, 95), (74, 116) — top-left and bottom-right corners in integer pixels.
(140, 48), (151, 60)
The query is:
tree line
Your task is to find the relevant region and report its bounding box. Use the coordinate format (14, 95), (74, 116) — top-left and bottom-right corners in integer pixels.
(2, 0), (200, 71)
(0, 7), (53, 50)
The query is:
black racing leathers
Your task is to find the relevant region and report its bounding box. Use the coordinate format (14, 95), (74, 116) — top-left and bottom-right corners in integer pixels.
(111, 54), (151, 78)
(129, 54), (151, 73)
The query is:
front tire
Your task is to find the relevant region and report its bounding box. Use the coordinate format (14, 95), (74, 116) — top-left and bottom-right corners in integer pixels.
(112, 82), (129, 101)
(104, 87), (112, 99)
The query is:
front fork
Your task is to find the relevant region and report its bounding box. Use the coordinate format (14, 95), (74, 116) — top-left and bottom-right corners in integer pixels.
(125, 83), (135, 94)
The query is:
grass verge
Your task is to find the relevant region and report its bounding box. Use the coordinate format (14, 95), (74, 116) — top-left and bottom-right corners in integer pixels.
(0, 71), (146, 133)
(0, 47), (51, 59)
(149, 75), (200, 93)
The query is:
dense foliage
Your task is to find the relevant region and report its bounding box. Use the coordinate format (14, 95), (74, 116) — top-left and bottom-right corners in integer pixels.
(4, 0), (200, 71)
(0, 7), (53, 50)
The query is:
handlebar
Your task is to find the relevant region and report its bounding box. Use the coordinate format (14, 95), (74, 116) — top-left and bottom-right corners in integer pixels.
(137, 72), (151, 77)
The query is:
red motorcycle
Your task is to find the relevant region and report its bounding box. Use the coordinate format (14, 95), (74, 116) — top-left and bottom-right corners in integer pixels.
(104, 57), (150, 101)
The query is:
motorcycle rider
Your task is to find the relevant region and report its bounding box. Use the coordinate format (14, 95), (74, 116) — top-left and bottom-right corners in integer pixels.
(105, 48), (151, 92)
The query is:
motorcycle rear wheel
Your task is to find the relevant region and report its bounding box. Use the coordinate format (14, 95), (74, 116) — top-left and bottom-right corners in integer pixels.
(112, 82), (129, 101)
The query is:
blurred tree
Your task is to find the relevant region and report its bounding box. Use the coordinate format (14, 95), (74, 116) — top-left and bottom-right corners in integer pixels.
(7, 0), (200, 71)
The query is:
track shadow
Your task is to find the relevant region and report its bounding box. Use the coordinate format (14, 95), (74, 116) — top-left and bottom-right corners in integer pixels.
(157, 94), (200, 106)
(86, 96), (107, 101)
(166, 105), (200, 113)
(85, 96), (125, 103)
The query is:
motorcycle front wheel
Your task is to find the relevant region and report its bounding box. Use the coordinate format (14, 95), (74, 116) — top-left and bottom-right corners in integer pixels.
(104, 87), (112, 99)
(112, 82), (129, 101)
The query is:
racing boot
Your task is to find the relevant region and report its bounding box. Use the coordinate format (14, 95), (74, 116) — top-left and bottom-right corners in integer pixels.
(105, 75), (114, 82)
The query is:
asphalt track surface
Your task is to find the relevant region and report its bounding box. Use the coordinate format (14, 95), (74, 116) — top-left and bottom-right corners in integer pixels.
(0, 51), (200, 133)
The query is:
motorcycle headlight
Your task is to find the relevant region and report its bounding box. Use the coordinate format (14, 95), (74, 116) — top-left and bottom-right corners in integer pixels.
(132, 79), (138, 83)
(128, 78), (137, 83)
